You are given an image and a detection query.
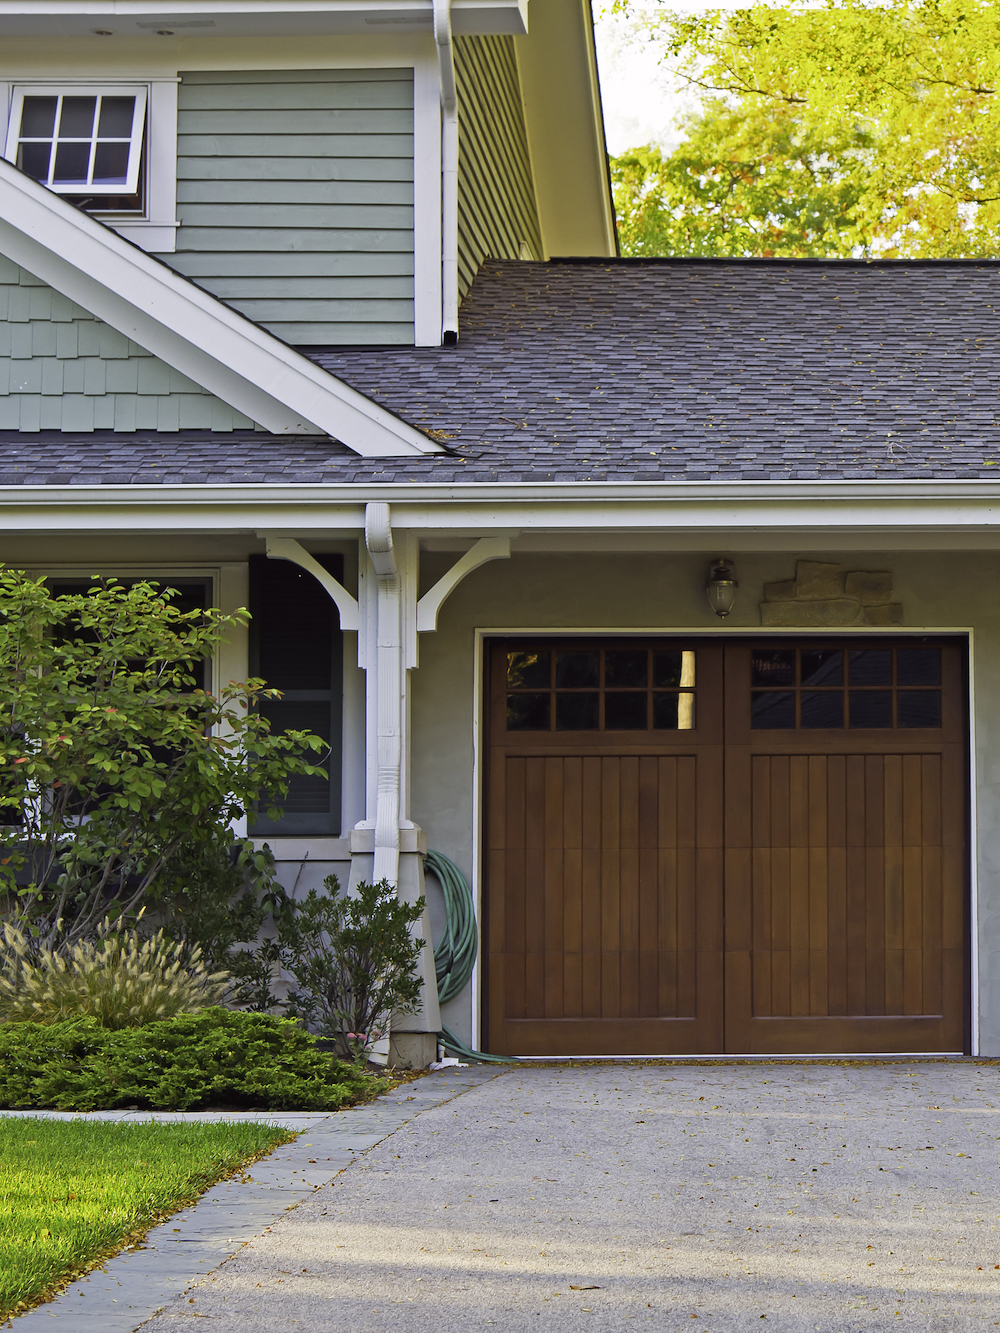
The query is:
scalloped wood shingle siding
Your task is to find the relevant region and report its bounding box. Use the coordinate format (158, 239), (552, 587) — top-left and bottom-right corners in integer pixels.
(455, 36), (542, 300)
(160, 68), (415, 345)
(0, 258), (257, 432)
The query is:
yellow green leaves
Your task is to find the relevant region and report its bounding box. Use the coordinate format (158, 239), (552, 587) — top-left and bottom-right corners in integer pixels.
(613, 0), (1000, 257)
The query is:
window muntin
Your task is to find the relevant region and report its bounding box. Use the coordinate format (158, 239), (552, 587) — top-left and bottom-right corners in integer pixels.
(4, 86), (146, 200)
(750, 645), (942, 730)
(506, 646), (696, 733)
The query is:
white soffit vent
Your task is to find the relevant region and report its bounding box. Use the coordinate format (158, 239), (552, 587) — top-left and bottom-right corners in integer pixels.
(0, 159), (443, 457)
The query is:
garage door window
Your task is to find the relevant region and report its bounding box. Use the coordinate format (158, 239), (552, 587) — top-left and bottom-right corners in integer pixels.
(751, 646), (941, 730)
(506, 646), (696, 732)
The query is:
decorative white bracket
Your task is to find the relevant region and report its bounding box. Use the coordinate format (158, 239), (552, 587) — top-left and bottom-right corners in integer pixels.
(262, 535), (361, 631)
(416, 536), (511, 633)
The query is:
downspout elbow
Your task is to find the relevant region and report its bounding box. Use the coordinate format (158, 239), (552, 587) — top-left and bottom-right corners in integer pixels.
(365, 501), (397, 579)
(433, 0), (457, 115)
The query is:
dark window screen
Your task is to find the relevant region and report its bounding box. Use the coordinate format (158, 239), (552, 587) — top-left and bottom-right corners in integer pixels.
(47, 578), (210, 689)
(40, 578), (211, 827)
(248, 554), (343, 836)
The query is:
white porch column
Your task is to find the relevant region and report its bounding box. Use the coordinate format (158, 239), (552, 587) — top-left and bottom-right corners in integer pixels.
(349, 502), (441, 1065)
(262, 518), (509, 1068)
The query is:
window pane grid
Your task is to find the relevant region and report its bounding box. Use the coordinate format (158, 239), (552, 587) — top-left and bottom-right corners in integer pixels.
(506, 646), (696, 732)
(8, 87), (146, 196)
(751, 646), (941, 730)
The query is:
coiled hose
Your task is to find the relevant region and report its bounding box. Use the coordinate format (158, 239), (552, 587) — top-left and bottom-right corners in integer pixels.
(425, 849), (514, 1064)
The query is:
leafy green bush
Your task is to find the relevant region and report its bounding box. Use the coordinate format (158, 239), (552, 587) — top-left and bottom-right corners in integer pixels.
(280, 877), (425, 1062)
(147, 836), (286, 1012)
(0, 1008), (381, 1112)
(0, 570), (325, 948)
(0, 918), (229, 1028)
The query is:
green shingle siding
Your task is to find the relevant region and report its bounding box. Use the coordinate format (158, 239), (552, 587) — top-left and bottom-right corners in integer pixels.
(0, 259), (257, 433)
(162, 69), (415, 346)
(455, 36), (542, 300)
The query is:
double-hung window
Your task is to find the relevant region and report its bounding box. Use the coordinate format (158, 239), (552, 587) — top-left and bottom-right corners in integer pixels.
(4, 86), (147, 209)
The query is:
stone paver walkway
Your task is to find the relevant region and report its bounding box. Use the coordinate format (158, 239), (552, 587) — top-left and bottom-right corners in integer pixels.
(9, 1067), (500, 1331)
(132, 1062), (1000, 1332)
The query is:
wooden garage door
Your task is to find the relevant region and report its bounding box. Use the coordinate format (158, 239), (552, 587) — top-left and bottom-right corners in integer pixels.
(485, 640), (725, 1055)
(724, 640), (966, 1054)
(485, 637), (967, 1056)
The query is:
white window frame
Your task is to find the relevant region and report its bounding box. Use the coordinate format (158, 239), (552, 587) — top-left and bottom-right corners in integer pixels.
(4, 85), (147, 197)
(0, 78), (179, 253)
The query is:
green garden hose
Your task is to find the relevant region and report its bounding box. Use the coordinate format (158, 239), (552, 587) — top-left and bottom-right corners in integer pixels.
(424, 849), (514, 1064)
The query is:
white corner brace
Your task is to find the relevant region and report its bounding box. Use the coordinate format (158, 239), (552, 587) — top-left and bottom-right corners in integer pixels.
(416, 536), (511, 632)
(262, 536), (361, 631)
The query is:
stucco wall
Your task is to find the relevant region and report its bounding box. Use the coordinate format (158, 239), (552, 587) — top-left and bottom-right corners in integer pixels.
(408, 548), (999, 1054)
(3, 535), (995, 1056)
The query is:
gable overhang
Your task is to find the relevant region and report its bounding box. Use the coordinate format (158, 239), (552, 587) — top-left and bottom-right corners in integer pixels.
(0, 0), (528, 38)
(0, 480), (997, 548)
(515, 0), (616, 259)
(0, 160), (445, 458)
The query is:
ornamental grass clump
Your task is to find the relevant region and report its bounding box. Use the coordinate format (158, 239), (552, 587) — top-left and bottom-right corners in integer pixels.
(0, 918), (229, 1029)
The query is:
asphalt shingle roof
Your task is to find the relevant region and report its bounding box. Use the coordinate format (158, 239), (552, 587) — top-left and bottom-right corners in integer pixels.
(1, 257), (999, 485)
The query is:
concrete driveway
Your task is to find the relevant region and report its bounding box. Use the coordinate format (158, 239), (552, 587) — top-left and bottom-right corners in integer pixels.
(140, 1062), (1000, 1332)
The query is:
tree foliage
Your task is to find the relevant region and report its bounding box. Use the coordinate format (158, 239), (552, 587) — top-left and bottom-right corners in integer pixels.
(0, 571), (326, 948)
(611, 0), (1000, 258)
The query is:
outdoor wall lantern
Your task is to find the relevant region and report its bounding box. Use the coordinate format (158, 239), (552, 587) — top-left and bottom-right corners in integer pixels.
(706, 558), (738, 619)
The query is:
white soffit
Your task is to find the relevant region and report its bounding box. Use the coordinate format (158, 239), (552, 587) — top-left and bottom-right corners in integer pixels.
(0, 0), (528, 38)
(0, 160), (444, 457)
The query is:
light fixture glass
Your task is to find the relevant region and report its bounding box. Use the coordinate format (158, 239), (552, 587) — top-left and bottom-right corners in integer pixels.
(706, 558), (738, 619)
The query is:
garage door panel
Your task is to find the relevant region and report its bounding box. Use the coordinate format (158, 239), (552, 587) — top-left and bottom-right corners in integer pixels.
(486, 636), (965, 1057)
(488, 746), (725, 1051)
(749, 1014), (948, 1055)
(486, 639), (725, 1056)
(730, 639), (966, 1053)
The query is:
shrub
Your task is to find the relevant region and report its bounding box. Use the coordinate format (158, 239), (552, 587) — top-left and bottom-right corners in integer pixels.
(0, 1008), (382, 1112)
(280, 877), (425, 1062)
(0, 918), (229, 1028)
(147, 835), (287, 1012)
(0, 570), (326, 948)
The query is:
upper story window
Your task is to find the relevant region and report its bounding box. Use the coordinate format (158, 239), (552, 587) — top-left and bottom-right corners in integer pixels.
(4, 86), (147, 213)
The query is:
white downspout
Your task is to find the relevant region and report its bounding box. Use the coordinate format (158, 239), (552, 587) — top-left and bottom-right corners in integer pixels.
(433, 0), (459, 342)
(365, 502), (402, 887)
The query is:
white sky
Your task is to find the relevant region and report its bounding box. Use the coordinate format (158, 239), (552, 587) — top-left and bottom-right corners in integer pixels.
(592, 3), (756, 156)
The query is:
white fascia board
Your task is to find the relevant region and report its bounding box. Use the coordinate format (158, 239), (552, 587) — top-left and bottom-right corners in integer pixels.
(0, 160), (443, 457)
(0, 0), (528, 37)
(1, 479), (1000, 539)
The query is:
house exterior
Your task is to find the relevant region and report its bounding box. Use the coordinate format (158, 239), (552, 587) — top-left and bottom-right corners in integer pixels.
(0, 0), (996, 1065)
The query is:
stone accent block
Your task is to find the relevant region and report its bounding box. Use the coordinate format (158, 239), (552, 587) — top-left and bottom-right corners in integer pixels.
(862, 602), (904, 626)
(763, 579), (797, 601)
(795, 561), (846, 600)
(844, 570), (894, 605)
(761, 599), (865, 627)
(760, 560), (903, 626)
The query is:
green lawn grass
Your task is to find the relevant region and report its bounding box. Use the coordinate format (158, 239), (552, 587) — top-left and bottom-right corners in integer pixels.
(0, 1116), (294, 1319)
